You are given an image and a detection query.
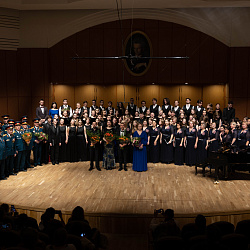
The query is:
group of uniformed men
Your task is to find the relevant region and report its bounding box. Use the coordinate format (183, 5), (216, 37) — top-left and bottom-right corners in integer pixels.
(0, 115), (44, 181)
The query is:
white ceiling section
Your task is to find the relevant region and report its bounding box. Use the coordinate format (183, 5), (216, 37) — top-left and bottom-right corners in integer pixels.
(1, 0), (250, 48)
(1, 0), (250, 9)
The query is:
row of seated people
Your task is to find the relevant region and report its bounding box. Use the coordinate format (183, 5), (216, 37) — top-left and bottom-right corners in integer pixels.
(150, 209), (250, 250)
(0, 204), (108, 250)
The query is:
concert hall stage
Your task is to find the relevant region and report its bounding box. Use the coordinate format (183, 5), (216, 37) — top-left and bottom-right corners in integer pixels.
(1, 163), (250, 234)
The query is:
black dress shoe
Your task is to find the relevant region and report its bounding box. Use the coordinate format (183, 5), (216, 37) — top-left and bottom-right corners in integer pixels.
(96, 167), (101, 171)
(0, 177), (7, 180)
(52, 162), (55, 165)
(28, 166), (34, 168)
(10, 173), (17, 176)
(89, 167), (94, 171)
(124, 167), (128, 171)
(56, 162), (59, 164)
(39, 164), (43, 166)
(118, 167), (123, 171)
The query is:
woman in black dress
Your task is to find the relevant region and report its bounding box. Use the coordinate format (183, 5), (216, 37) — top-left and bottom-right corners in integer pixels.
(76, 119), (88, 161)
(59, 118), (67, 162)
(174, 122), (184, 165)
(148, 120), (160, 163)
(184, 120), (197, 166)
(230, 122), (238, 151)
(49, 118), (61, 165)
(207, 122), (219, 152)
(160, 119), (174, 164)
(195, 123), (208, 165)
(61, 110), (70, 126)
(220, 125), (232, 145)
(66, 119), (77, 162)
(102, 120), (115, 170)
(237, 122), (250, 150)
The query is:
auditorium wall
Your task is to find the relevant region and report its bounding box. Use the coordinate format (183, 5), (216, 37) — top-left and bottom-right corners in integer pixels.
(0, 19), (250, 122)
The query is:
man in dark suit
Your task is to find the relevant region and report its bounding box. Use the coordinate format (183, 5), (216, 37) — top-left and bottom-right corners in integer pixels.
(36, 99), (49, 124)
(139, 100), (148, 115)
(172, 100), (181, 118)
(182, 98), (194, 119)
(116, 122), (130, 171)
(222, 100), (235, 124)
(89, 121), (101, 171)
(194, 99), (205, 120)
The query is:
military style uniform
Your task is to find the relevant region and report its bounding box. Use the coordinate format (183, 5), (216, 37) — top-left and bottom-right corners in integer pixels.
(4, 129), (16, 177)
(31, 119), (43, 167)
(22, 123), (33, 170)
(0, 134), (6, 180)
(14, 123), (25, 172)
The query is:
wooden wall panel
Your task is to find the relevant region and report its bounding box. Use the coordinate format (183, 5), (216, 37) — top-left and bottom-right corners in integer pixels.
(157, 22), (172, 84)
(54, 85), (75, 109)
(63, 34), (77, 84)
(76, 30), (91, 84)
(7, 97), (19, 119)
(199, 35), (214, 84)
(180, 85), (202, 107)
(89, 28), (104, 84)
(186, 28), (200, 84)
(159, 85), (180, 105)
(202, 85), (225, 108)
(5, 50), (18, 97)
(172, 24), (186, 84)
(138, 85), (160, 106)
(0, 50), (7, 97)
(0, 98), (8, 116)
(96, 85), (117, 107)
(17, 49), (31, 97)
(74, 85), (95, 104)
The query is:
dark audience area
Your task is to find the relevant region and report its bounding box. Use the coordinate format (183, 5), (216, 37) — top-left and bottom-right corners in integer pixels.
(0, 204), (108, 250)
(1, 204), (250, 250)
(150, 209), (250, 250)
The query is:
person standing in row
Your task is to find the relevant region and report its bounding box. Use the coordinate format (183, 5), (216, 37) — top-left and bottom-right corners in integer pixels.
(13, 121), (25, 173)
(31, 119), (43, 167)
(36, 99), (49, 124)
(89, 121), (101, 171)
(76, 119), (88, 161)
(184, 121), (197, 166)
(148, 120), (160, 163)
(195, 123), (208, 165)
(174, 122), (184, 166)
(4, 126), (16, 177)
(132, 123), (148, 172)
(22, 121), (33, 170)
(0, 130), (6, 180)
(49, 118), (61, 165)
(59, 118), (67, 162)
(59, 99), (73, 118)
(160, 119), (174, 164)
(49, 102), (59, 119)
(66, 119), (77, 163)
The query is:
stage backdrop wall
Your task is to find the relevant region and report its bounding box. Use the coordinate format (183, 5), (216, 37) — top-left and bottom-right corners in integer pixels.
(0, 19), (250, 121)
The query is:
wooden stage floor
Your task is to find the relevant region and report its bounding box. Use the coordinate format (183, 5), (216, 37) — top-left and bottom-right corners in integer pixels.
(1, 162), (250, 216)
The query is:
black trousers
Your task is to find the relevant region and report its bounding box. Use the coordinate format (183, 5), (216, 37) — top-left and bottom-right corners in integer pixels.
(5, 155), (14, 176)
(118, 146), (128, 165)
(90, 145), (100, 168)
(50, 145), (59, 163)
(42, 141), (49, 164)
(0, 159), (5, 179)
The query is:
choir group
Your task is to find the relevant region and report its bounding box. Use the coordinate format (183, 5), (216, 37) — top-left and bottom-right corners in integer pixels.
(0, 96), (249, 180)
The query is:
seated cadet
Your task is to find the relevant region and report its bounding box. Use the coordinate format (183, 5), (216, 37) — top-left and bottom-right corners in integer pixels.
(31, 118), (43, 167)
(1, 115), (9, 132)
(0, 125), (6, 180)
(4, 125), (16, 177)
(14, 121), (25, 173)
(22, 121), (33, 170)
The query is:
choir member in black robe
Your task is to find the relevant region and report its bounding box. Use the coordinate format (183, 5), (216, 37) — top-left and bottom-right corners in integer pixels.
(49, 118), (61, 165)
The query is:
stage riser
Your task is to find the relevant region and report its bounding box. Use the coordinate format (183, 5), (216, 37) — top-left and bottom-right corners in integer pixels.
(16, 207), (250, 234)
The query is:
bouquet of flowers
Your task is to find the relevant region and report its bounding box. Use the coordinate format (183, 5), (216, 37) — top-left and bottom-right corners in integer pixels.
(22, 132), (32, 144)
(104, 132), (115, 144)
(87, 130), (100, 147)
(118, 136), (130, 149)
(34, 132), (48, 142)
(131, 137), (142, 148)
